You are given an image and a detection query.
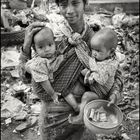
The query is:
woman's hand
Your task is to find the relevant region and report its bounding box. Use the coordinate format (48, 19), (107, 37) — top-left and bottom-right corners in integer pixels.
(23, 22), (46, 55)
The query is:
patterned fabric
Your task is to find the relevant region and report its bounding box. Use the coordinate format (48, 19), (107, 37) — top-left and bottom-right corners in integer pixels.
(89, 57), (119, 89)
(25, 55), (64, 83)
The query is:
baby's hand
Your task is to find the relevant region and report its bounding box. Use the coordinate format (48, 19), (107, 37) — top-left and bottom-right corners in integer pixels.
(52, 92), (61, 104)
(107, 93), (117, 107)
(84, 70), (91, 84)
(88, 73), (95, 85)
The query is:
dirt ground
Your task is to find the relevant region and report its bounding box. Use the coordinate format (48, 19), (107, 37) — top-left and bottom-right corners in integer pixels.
(1, 117), (139, 140)
(1, 120), (41, 140)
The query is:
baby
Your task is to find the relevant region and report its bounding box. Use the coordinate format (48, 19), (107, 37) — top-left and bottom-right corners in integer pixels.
(25, 27), (63, 104)
(67, 28), (121, 124)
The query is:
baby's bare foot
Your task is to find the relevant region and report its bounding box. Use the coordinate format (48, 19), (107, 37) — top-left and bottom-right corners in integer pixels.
(68, 114), (83, 124)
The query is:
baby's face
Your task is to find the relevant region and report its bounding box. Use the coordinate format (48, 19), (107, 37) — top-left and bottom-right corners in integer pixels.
(91, 47), (111, 61)
(90, 34), (111, 61)
(34, 31), (56, 59)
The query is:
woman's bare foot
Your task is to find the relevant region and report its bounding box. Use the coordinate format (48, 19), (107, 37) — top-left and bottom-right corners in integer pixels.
(68, 114), (83, 124)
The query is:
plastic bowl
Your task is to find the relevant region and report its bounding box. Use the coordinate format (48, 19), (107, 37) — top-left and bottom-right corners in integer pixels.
(84, 100), (123, 135)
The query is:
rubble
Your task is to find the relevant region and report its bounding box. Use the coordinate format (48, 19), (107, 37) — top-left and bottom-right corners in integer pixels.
(15, 116), (38, 132)
(1, 95), (25, 118)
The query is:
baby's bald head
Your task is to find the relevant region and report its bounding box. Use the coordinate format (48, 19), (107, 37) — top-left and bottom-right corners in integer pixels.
(33, 27), (54, 44)
(32, 27), (55, 51)
(90, 28), (118, 52)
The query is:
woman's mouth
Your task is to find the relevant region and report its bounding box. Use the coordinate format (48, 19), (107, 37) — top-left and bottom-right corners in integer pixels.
(67, 16), (76, 21)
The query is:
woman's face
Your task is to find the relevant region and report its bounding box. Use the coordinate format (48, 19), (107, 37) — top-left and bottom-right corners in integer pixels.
(59, 0), (85, 25)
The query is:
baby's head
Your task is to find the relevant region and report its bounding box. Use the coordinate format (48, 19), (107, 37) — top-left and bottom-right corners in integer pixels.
(90, 28), (118, 61)
(32, 27), (56, 59)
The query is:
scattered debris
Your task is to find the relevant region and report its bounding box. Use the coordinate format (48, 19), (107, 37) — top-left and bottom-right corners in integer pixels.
(1, 95), (25, 118)
(5, 118), (12, 125)
(121, 133), (131, 140)
(15, 116), (38, 132)
(14, 111), (28, 121)
(30, 103), (41, 115)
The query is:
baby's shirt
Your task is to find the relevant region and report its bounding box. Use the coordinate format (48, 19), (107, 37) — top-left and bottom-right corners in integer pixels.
(88, 57), (119, 91)
(25, 55), (64, 83)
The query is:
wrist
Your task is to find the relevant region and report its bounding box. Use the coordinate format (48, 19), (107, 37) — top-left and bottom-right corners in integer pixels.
(110, 92), (118, 104)
(23, 44), (31, 56)
(51, 91), (56, 97)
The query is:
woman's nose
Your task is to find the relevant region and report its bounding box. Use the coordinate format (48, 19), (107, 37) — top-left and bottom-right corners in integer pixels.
(67, 5), (74, 14)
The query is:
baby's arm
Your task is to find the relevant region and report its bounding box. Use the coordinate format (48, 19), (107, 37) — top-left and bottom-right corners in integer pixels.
(40, 80), (61, 104)
(25, 57), (61, 103)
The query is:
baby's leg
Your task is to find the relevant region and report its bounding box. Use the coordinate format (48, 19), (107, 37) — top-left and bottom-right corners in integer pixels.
(65, 93), (79, 112)
(69, 91), (99, 124)
(65, 80), (85, 112)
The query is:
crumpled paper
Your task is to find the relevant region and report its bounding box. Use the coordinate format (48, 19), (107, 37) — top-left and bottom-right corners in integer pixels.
(1, 95), (25, 118)
(1, 49), (20, 69)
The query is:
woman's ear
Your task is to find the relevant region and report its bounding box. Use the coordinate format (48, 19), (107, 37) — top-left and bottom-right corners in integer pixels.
(110, 48), (115, 57)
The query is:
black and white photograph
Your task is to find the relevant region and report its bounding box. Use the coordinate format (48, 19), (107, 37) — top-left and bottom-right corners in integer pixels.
(1, 0), (139, 140)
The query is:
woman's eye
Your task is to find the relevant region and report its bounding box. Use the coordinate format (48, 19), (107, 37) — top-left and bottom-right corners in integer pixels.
(39, 46), (43, 49)
(60, 2), (67, 8)
(72, 2), (79, 6)
(49, 44), (52, 47)
(95, 50), (99, 52)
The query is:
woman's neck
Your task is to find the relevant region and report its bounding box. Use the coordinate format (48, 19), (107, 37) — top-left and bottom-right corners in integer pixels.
(69, 19), (85, 34)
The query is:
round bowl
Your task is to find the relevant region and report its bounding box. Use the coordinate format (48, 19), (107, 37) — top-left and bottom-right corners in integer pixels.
(84, 100), (123, 135)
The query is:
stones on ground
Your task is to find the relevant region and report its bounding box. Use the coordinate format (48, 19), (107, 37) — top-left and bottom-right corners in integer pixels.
(14, 111), (28, 121)
(30, 103), (41, 114)
(5, 118), (12, 125)
(1, 95), (25, 118)
(121, 133), (130, 140)
(15, 116), (38, 132)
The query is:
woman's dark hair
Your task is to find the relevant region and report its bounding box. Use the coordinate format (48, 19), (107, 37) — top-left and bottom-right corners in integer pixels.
(55, 0), (87, 6)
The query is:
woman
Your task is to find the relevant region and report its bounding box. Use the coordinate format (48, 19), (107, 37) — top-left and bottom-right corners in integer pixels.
(19, 0), (123, 139)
